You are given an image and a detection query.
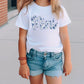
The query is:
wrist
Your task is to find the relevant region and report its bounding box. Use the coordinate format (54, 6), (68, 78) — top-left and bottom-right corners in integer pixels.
(18, 56), (27, 65)
(20, 60), (27, 65)
(64, 56), (71, 61)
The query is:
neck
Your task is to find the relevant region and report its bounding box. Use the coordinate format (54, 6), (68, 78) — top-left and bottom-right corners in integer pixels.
(35, 0), (50, 6)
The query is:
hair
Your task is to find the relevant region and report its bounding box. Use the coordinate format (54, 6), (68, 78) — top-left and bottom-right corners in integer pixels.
(17, 0), (64, 19)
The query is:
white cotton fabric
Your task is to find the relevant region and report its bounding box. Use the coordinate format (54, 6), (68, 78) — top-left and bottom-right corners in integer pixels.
(15, 1), (71, 53)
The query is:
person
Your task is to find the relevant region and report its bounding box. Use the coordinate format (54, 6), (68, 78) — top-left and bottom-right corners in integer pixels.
(15, 0), (72, 84)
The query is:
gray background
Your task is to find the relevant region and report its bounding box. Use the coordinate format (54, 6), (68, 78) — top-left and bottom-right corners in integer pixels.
(0, 0), (84, 84)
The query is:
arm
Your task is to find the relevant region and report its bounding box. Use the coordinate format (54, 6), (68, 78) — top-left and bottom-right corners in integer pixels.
(59, 25), (72, 76)
(18, 28), (30, 79)
(18, 28), (28, 65)
(59, 25), (71, 61)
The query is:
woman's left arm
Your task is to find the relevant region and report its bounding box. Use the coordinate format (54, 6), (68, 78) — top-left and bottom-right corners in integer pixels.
(59, 25), (72, 76)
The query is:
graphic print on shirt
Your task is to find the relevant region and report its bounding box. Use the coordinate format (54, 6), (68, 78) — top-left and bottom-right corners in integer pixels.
(31, 15), (58, 30)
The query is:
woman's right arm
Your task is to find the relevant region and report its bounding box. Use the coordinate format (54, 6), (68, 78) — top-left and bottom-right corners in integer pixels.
(18, 28), (28, 65)
(18, 28), (30, 79)
(15, 6), (30, 79)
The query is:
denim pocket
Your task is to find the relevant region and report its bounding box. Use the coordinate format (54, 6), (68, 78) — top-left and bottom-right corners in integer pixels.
(26, 52), (33, 60)
(52, 52), (62, 62)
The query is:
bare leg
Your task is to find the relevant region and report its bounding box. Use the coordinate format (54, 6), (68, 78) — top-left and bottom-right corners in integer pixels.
(29, 73), (44, 84)
(45, 75), (62, 84)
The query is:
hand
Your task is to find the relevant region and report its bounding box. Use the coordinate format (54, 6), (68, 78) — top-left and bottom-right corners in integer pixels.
(63, 59), (72, 76)
(19, 63), (30, 79)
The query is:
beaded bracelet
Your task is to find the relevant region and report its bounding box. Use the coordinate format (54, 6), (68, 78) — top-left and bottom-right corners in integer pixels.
(18, 57), (27, 60)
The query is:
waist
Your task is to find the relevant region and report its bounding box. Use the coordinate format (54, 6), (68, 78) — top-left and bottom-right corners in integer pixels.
(27, 48), (63, 57)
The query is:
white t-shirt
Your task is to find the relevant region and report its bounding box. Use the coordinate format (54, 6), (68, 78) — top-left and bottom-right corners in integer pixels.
(15, 1), (71, 53)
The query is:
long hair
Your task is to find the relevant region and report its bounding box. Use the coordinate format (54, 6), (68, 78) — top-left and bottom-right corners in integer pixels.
(17, 0), (64, 19)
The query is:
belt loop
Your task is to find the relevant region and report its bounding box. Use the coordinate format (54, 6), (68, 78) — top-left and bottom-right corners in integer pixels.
(36, 51), (37, 57)
(30, 49), (33, 57)
(50, 52), (52, 57)
(31, 52), (33, 57)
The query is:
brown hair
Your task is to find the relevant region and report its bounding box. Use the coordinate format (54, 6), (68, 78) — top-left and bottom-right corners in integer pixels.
(17, 0), (64, 19)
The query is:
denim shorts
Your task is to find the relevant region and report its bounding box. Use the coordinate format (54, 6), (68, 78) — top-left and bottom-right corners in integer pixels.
(26, 48), (64, 78)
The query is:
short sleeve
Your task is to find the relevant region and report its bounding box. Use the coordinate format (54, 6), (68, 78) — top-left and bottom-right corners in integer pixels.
(59, 5), (71, 28)
(15, 6), (29, 30)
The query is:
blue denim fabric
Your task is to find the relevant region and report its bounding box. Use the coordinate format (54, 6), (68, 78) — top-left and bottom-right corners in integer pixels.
(26, 48), (63, 78)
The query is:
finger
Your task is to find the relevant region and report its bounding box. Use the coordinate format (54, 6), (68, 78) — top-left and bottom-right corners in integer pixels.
(68, 70), (71, 75)
(70, 70), (72, 73)
(65, 73), (67, 76)
(27, 69), (30, 76)
(25, 73), (28, 79)
(26, 71), (29, 79)
(28, 71), (30, 79)
(68, 73), (70, 75)
(28, 71), (30, 76)
(65, 72), (68, 76)
(22, 74), (26, 78)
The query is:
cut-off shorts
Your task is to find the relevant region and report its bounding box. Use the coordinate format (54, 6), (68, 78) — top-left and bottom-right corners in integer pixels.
(26, 48), (64, 78)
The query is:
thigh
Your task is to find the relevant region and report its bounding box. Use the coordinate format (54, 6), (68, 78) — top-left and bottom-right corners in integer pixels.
(45, 75), (62, 84)
(29, 73), (44, 84)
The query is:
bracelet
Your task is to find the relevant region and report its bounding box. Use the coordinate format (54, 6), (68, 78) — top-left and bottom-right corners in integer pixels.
(18, 57), (27, 60)
(20, 61), (27, 65)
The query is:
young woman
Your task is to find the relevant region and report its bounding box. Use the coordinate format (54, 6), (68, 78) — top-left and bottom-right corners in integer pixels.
(15, 0), (72, 84)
